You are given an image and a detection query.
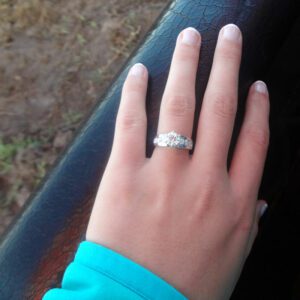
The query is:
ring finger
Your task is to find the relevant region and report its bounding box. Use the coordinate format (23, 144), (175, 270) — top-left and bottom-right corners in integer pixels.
(153, 27), (201, 160)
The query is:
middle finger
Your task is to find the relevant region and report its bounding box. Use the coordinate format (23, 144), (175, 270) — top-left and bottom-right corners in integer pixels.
(153, 27), (201, 160)
(194, 24), (242, 170)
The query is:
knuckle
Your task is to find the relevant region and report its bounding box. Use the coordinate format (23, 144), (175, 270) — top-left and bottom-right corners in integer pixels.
(123, 78), (145, 94)
(117, 112), (146, 130)
(230, 204), (253, 233)
(177, 45), (199, 61)
(218, 42), (241, 61)
(193, 173), (216, 216)
(151, 182), (175, 218)
(165, 94), (194, 118)
(211, 93), (236, 119)
(244, 126), (269, 149)
(237, 216), (253, 234)
(198, 172), (215, 198)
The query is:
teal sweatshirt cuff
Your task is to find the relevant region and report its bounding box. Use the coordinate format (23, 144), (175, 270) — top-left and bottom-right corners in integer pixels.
(43, 240), (188, 300)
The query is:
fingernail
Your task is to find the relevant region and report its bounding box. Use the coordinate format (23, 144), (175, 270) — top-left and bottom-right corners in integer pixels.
(181, 27), (200, 46)
(222, 24), (241, 42)
(129, 63), (145, 77)
(260, 203), (268, 218)
(254, 80), (268, 94)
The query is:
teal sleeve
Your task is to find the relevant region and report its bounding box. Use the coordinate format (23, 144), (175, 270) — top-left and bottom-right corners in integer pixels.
(43, 241), (188, 300)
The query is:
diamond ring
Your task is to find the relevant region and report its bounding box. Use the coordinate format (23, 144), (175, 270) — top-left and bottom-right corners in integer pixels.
(153, 131), (193, 150)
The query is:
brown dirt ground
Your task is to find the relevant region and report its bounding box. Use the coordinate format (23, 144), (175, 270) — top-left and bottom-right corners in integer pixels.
(0, 0), (166, 237)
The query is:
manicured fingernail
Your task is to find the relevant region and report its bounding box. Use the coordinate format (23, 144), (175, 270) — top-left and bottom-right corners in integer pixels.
(129, 63), (145, 77)
(181, 27), (200, 46)
(254, 80), (268, 94)
(222, 24), (241, 42)
(260, 203), (268, 218)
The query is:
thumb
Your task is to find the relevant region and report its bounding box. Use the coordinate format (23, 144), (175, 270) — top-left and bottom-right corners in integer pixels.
(245, 200), (268, 257)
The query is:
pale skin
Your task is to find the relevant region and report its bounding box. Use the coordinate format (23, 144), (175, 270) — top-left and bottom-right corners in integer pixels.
(86, 24), (270, 300)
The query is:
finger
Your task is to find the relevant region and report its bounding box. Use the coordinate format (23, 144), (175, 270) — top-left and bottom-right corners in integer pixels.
(111, 63), (148, 166)
(153, 27), (201, 159)
(193, 24), (242, 169)
(246, 200), (268, 257)
(229, 81), (270, 199)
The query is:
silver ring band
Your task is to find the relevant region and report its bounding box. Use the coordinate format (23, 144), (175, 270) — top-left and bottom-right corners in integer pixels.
(153, 131), (193, 150)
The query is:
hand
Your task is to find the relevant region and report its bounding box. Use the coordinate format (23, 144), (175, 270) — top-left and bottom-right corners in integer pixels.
(86, 24), (269, 300)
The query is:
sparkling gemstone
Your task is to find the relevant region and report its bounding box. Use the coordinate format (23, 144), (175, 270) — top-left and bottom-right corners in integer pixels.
(154, 131), (193, 150)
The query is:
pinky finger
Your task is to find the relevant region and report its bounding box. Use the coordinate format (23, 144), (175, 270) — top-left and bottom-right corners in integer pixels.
(111, 63), (148, 166)
(229, 81), (270, 200)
